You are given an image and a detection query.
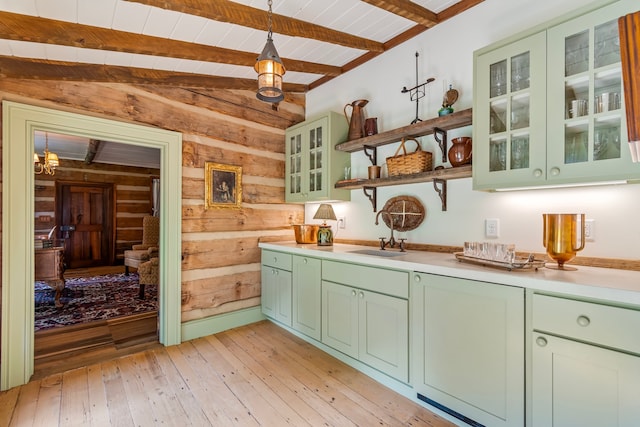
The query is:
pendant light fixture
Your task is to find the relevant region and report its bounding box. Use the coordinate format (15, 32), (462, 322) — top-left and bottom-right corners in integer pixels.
(34, 132), (60, 176)
(255, 0), (286, 103)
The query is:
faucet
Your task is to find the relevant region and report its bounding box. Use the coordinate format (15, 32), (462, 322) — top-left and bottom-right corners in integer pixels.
(375, 210), (396, 250)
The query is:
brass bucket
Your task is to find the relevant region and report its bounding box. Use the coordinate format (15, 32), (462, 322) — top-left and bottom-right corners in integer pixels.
(542, 213), (585, 270)
(292, 224), (319, 244)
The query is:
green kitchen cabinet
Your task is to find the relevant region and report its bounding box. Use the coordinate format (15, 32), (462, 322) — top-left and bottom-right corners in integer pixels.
(261, 250), (292, 327)
(292, 255), (322, 340)
(411, 272), (525, 427)
(531, 293), (640, 426)
(474, 0), (640, 190)
(474, 30), (547, 190)
(321, 261), (409, 383)
(285, 112), (351, 203)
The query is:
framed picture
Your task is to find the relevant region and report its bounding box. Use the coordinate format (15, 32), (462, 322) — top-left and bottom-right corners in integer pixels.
(205, 162), (242, 209)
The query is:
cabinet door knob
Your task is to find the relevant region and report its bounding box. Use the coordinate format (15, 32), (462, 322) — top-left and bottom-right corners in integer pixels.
(359, 291), (365, 298)
(272, 269), (277, 275)
(533, 168), (543, 178)
(536, 336), (548, 347)
(273, 257), (278, 263)
(351, 290), (357, 297)
(303, 258), (308, 264)
(549, 167), (560, 176)
(414, 275), (421, 283)
(577, 315), (590, 327)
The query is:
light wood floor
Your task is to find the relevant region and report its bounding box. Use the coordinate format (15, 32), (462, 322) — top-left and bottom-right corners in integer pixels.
(1, 320), (455, 427)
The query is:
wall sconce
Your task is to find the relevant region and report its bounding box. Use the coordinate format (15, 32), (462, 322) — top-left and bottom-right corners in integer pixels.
(313, 203), (336, 246)
(255, 0), (286, 103)
(34, 133), (60, 176)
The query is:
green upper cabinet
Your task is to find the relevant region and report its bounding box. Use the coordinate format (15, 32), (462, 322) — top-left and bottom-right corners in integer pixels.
(474, 31), (547, 190)
(285, 112), (351, 203)
(473, 0), (640, 191)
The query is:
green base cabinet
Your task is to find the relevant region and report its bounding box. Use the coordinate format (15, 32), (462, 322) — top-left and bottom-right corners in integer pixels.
(474, 0), (640, 190)
(285, 111), (350, 203)
(411, 273), (525, 427)
(321, 261), (409, 383)
(531, 293), (640, 426)
(261, 250), (292, 327)
(292, 255), (322, 340)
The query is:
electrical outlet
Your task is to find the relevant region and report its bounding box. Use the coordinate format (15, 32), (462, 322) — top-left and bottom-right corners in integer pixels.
(338, 217), (346, 229)
(585, 219), (595, 242)
(485, 218), (500, 238)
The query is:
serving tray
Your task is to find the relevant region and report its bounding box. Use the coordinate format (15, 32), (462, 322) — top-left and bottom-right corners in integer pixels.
(454, 252), (545, 271)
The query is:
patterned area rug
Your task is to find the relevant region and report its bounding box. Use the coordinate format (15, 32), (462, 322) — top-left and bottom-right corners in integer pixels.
(35, 273), (158, 331)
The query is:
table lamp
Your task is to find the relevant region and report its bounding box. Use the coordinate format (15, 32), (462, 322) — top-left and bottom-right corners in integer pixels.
(313, 204), (336, 246)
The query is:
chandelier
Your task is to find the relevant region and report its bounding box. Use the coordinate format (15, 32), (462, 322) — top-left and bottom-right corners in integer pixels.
(34, 133), (60, 176)
(255, 0), (286, 103)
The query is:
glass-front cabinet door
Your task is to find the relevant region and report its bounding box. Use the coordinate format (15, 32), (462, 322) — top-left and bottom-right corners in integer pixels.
(546, 0), (636, 184)
(285, 112), (350, 203)
(288, 131), (303, 200)
(474, 31), (547, 190)
(307, 120), (325, 199)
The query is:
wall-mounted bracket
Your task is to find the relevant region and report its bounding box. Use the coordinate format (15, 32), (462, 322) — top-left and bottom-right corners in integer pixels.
(363, 186), (377, 212)
(433, 127), (448, 163)
(363, 145), (377, 166)
(433, 178), (447, 211)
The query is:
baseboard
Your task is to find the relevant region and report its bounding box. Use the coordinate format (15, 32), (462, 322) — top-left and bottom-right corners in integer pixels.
(180, 306), (266, 342)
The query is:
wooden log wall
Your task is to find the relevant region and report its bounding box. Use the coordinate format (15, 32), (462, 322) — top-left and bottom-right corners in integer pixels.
(34, 160), (159, 260)
(0, 79), (306, 325)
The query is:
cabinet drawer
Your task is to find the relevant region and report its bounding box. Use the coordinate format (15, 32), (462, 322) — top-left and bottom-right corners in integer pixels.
(262, 250), (292, 271)
(322, 260), (408, 299)
(533, 294), (640, 355)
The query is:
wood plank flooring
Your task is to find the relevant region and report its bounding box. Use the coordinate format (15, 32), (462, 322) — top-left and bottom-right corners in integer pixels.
(33, 311), (161, 380)
(2, 320), (456, 426)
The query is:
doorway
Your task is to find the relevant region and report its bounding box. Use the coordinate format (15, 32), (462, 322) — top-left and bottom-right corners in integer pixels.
(56, 182), (115, 268)
(2, 101), (183, 390)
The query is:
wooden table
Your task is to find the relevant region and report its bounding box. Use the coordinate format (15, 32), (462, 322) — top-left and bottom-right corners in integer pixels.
(35, 247), (65, 308)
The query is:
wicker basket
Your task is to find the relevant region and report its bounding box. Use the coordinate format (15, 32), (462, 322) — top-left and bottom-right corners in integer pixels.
(386, 137), (433, 176)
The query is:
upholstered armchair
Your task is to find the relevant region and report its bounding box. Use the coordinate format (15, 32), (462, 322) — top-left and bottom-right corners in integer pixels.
(124, 215), (159, 275)
(137, 256), (158, 299)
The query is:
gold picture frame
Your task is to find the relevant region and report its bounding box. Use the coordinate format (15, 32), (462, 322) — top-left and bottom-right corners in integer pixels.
(205, 162), (242, 209)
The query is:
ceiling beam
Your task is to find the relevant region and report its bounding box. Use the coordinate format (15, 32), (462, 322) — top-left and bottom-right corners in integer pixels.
(85, 139), (101, 164)
(360, 0), (438, 27)
(124, 0), (385, 52)
(0, 56), (308, 92)
(0, 12), (340, 77)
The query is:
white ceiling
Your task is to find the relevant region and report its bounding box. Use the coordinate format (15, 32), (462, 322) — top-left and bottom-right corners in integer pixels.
(0, 0), (461, 85)
(6, 0), (464, 168)
(34, 131), (160, 169)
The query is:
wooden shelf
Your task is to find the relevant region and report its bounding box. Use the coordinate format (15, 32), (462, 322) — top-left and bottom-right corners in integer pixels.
(335, 165), (472, 190)
(333, 108), (473, 212)
(335, 108), (473, 153)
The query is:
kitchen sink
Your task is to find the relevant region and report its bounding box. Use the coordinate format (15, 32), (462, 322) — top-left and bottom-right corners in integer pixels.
(348, 249), (407, 257)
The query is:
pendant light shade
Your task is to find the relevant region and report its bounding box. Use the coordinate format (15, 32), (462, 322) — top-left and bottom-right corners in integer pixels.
(255, 0), (286, 103)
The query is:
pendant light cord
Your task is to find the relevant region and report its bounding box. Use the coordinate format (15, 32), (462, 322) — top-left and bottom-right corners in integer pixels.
(267, 0), (273, 40)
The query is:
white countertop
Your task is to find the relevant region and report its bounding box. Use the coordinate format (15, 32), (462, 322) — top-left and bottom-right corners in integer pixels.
(259, 242), (640, 306)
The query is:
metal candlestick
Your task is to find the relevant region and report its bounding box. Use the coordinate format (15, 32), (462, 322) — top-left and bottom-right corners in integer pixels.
(401, 52), (435, 124)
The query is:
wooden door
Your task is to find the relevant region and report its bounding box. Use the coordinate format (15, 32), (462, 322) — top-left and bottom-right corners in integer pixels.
(56, 182), (115, 269)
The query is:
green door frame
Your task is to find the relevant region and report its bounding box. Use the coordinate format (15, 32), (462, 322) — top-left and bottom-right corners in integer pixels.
(1, 101), (183, 390)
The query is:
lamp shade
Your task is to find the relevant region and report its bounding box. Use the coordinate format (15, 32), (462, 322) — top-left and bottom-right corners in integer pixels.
(313, 204), (337, 222)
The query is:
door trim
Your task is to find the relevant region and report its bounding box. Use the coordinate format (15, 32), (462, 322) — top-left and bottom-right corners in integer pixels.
(2, 101), (183, 390)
